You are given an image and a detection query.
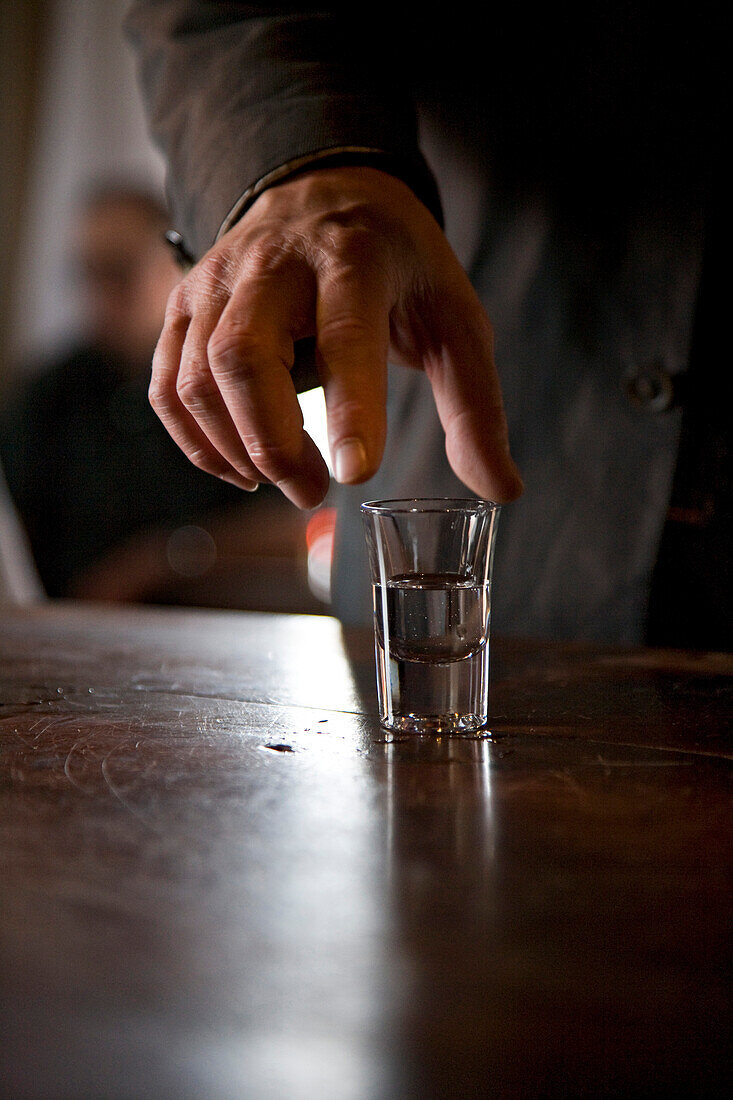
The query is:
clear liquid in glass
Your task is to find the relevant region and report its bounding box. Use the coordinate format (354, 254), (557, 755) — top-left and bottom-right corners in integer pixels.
(373, 572), (491, 734)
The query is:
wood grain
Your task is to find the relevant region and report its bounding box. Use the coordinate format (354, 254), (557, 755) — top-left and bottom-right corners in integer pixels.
(1, 603), (731, 1098)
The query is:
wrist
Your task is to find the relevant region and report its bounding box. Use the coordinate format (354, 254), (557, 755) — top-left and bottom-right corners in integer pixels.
(216, 146), (444, 241)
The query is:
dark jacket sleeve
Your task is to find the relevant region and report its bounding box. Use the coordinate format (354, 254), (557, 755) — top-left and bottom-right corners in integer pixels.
(124, 2), (442, 259)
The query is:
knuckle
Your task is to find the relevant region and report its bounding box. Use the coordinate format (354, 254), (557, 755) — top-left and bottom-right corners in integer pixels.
(207, 324), (269, 380)
(329, 220), (374, 257)
(148, 376), (171, 414)
(325, 240), (382, 286)
(186, 446), (223, 475)
(246, 235), (307, 280)
(319, 203), (376, 238)
(195, 252), (235, 295)
(165, 284), (191, 323)
(175, 370), (215, 411)
(165, 253), (235, 322)
(327, 395), (373, 425)
(246, 435), (301, 474)
(318, 312), (376, 354)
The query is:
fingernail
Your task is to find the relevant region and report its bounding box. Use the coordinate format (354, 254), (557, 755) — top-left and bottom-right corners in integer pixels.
(333, 438), (368, 484)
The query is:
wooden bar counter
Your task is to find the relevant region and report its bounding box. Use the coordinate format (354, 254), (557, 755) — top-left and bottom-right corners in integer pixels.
(1, 602), (731, 1098)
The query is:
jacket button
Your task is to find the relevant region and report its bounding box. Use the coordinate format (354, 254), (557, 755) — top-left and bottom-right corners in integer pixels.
(623, 360), (679, 413)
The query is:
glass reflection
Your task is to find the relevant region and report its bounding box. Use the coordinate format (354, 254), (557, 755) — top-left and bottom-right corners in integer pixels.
(375, 734), (495, 886)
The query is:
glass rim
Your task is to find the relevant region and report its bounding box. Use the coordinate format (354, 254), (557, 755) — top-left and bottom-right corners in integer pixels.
(360, 497), (500, 515)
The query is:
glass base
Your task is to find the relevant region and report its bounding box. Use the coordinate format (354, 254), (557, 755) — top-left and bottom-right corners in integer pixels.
(380, 712), (487, 736)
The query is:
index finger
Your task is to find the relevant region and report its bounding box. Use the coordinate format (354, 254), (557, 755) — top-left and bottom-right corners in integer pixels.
(206, 268), (330, 509)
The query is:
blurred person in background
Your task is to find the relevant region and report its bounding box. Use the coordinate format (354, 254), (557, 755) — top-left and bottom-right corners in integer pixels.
(0, 182), (321, 611)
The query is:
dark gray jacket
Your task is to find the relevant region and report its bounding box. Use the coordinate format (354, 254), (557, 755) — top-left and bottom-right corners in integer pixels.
(126, 3), (723, 643)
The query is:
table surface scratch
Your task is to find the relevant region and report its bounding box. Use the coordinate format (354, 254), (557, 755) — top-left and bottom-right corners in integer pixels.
(1, 601), (731, 1099)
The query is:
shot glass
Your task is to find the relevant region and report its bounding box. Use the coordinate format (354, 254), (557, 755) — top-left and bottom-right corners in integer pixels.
(361, 498), (500, 735)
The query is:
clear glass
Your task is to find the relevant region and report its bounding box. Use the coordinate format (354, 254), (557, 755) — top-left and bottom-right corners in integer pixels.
(361, 498), (500, 735)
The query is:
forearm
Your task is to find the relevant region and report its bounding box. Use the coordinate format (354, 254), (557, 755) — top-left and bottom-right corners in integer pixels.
(125, 1), (441, 258)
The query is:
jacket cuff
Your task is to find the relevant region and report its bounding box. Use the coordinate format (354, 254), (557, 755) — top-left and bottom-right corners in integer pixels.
(215, 145), (444, 242)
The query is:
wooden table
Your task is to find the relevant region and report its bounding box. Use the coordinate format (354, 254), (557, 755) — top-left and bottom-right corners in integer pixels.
(1, 602), (731, 1098)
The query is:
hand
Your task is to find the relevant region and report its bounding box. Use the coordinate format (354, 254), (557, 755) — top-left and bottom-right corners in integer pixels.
(150, 166), (523, 508)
